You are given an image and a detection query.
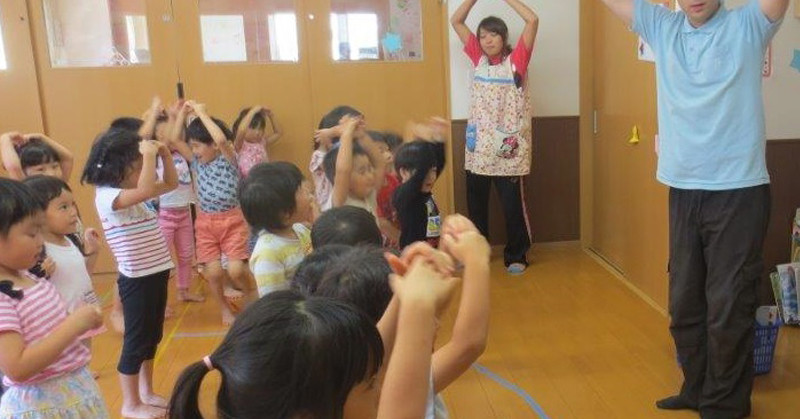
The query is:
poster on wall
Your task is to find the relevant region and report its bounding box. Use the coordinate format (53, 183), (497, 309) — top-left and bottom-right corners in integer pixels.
(199, 15), (247, 63)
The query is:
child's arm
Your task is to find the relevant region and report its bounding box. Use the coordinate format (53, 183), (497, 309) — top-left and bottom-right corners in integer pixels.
(168, 102), (194, 163)
(234, 106), (262, 152)
(190, 102), (237, 165)
(0, 132), (25, 180)
(113, 141), (178, 210)
(138, 97), (163, 141)
(431, 215), (491, 393)
(0, 305), (101, 383)
(27, 133), (74, 182)
(356, 131), (386, 190)
(263, 109), (283, 147)
(82, 228), (101, 273)
(330, 118), (359, 207)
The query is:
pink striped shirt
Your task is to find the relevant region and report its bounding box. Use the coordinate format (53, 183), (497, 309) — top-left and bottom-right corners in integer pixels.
(0, 275), (90, 386)
(95, 187), (174, 278)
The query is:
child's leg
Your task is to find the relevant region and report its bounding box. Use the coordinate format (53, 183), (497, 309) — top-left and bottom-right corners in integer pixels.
(227, 259), (256, 308)
(195, 213), (235, 324)
(138, 270), (169, 407)
(117, 273), (167, 419)
(203, 261), (235, 325)
(220, 208), (257, 305)
(174, 209), (203, 302)
(110, 284), (124, 333)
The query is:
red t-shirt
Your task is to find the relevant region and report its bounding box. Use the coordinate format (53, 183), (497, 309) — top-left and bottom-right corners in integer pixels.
(463, 33), (533, 78)
(377, 172), (401, 220)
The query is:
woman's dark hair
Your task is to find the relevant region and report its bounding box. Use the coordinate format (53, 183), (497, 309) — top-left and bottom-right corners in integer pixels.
(478, 16), (513, 57)
(314, 105), (363, 150)
(292, 244), (351, 295)
(185, 117), (233, 145)
(109, 117), (144, 132)
(17, 138), (60, 171)
(322, 142), (369, 184)
(168, 290), (383, 419)
(81, 129), (142, 187)
(22, 175), (72, 208)
(239, 162), (305, 232)
(0, 178), (44, 237)
(392, 140), (446, 211)
(315, 246), (393, 323)
(311, 206), (382, 248)
(232, 108), (267, 137)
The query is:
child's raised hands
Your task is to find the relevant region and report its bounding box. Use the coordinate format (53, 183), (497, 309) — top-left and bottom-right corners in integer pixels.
(389, 257), (459, 309)
(41, 256), (57, 278)
(139, 140), (161, 157)
(440, 214), (489, 265)
(83, 228), (101, 256)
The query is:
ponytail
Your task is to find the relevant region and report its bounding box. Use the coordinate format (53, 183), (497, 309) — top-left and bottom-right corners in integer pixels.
(168, 361), (212, 419)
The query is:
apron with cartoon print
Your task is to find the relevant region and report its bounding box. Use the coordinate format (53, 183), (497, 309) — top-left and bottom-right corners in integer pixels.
(464, 55), (532, 176)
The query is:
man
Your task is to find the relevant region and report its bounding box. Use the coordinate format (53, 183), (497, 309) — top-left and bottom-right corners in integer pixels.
(596, 0), (789, 418)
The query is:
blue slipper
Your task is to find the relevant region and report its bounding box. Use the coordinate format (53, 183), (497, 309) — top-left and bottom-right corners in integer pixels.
(506, 263), (527, 275)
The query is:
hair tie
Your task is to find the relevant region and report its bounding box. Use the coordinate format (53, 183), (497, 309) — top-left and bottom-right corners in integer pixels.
(202, 355), (214, 371)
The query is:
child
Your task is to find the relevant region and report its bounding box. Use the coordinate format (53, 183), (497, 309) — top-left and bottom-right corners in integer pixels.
(322, 116), (386, 214)
(170, 101), (252, 325)
(168, 259), (456, 419)
(310, 206), (383, 248)
(82, 100), (179, 419)
(239, 162), (314, 297)
(0, 178), (108, 418)
(310, 105), (363, 208)
(158, 102), (204, 304)
(290, 244), (350, 295)
(232, 105), (283, 178)
(393, 137), (446, 249)
(373, 131), (403, 248)
(0, 132), (74, 181)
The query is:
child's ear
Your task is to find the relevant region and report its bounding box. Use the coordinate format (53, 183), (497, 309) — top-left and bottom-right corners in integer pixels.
(399, 168), (412, 182)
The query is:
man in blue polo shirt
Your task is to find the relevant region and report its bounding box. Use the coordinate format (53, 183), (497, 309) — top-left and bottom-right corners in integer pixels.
(597, 0), (789, 418)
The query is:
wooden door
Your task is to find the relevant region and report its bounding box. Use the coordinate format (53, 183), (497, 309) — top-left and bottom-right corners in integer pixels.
(0, 0), (44, 134)
(28, 0), (180, 273)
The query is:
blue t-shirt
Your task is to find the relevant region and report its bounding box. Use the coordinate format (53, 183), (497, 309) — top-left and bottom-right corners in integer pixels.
(633, 0), (782, 190)
(192, 154), (240, 213)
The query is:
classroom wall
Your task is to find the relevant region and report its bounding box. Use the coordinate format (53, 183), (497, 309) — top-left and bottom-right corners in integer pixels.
(447, 0), (580, 118)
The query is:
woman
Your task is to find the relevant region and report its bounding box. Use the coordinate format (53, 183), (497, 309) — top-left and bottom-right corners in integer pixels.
(451, 0), (539, 274)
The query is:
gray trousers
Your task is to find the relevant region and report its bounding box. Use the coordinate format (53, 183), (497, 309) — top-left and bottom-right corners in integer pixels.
(668, 185), (770, 419)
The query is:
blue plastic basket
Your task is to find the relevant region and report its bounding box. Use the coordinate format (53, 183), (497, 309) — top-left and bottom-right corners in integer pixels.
(754, 323), (780, 375)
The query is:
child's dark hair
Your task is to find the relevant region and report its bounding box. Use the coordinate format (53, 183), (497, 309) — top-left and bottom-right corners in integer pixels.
(17, 138), (60, 171)
(311, 206), (382, 248)
(232, 107), (267, 137)
(392, 141), (446, 208)
(315, 246), (393, 323)
(21, 175), (72, 209)
(239, 162), (304, 232)
(315, 105), (363, 150)
(322, 142), (369, 184)
(168, 290), (383, 419)
(0, 178), (44, 237)
(292, 244), (351, 295)
(109, 117), (144, 133)
(81, 129), (142, 187)
(478, 16), (513, 57)
(185, 116), (233, 145)
(370, 131), (402, 151)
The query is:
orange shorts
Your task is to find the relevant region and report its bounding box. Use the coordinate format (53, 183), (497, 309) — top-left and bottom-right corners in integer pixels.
(194, 207), (250, 264)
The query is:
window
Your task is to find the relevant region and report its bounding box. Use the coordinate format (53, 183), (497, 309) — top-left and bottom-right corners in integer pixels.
(0, 10), (7, 70)
(329, 0), (423, 62)
(198, 0), (299, 63)
(42, 0), (151, 67)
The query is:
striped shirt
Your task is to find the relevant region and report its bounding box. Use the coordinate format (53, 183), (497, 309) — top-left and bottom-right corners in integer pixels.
(95, 187), (174, 278)
(0, 274), (90, 386)
(251, 224), (312, 297)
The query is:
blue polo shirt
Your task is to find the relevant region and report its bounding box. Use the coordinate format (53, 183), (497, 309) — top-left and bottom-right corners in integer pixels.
(633, 0), (782, 190)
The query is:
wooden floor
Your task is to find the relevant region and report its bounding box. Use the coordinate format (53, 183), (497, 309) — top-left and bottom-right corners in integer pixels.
(90, 242), (800, 419)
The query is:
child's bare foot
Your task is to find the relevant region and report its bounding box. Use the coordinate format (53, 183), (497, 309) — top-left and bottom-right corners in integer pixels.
(222, 310), (236, 326)
(178, 289), (205, 303)
(110, 309), (125, 334)
(121, 403), (165, 419)
(141, 392), (169, 408)
(164, 305), (175, 319)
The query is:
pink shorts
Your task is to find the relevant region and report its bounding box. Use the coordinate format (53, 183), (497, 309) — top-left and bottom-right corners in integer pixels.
(194, 207), (250, 264)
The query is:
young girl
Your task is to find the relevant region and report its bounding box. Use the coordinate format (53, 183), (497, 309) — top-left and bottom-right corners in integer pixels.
(0, 131), (74, 181)
(82, 99), (179, 419)
(452, 0), (538, 274)
(0, 178), (108, 418)
(310, 105), (363, 208)
(239, 162), (314, 297)
(393, 122), (447, 249)
(232, 105), (283, 178)
(322, 117), (386, 215)
(372, 131), (403, 248)
(168, 257), (457, 419)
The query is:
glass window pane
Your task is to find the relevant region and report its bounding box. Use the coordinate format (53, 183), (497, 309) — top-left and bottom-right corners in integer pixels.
(198, 0), (299, 63)
(0, 8), (7, 70)
(330, 0), (423, 62)
(42, 0), (151, 68)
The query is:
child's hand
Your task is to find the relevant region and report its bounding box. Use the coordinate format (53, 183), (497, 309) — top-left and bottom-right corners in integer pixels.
(83, 228), (101, 256)
(390, 258), (458, 309)
(41, 256), (56, 277)
(441, 214), (479, 238)
(188, 101), (207, 115)
(139, 140), (160, 156)
(399, 242), (455, 277)
(5, 132), (27, 148)
(70, 304), (104, 333)
(441, 230), (490, 266)
(340, 115), (360, 136)
(263, 108), (273, 117)
(167, 100), (185, 118)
